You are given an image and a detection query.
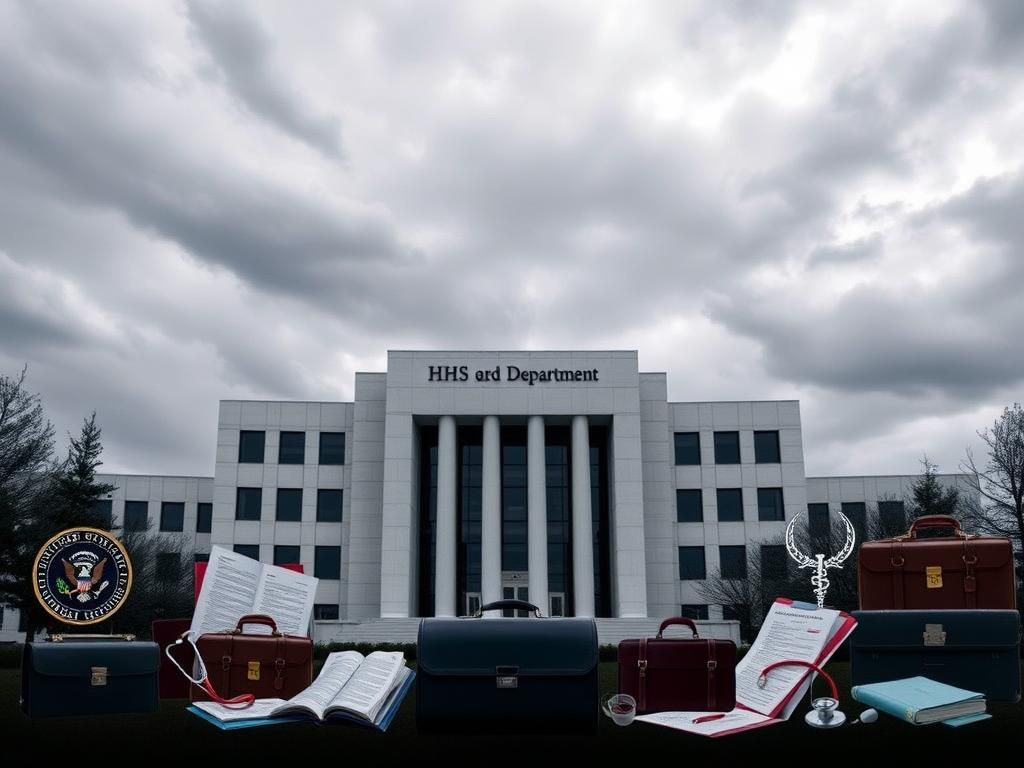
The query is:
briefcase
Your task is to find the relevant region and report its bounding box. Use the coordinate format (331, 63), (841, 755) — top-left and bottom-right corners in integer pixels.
(858, 515), (1016, 610)
(416, 600), (599, 732)
(190, 614), (312, 703)
(21, 634), (159, 718)
(617, 617), (736, 713)
(851, 610), (1021, 703)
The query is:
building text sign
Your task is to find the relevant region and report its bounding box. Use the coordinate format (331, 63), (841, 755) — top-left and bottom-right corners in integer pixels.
(427, 365), (600, 385)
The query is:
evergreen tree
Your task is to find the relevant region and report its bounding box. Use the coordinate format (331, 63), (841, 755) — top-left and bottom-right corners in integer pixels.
(51, 412), (116, 528)
(908, 456), (961, 519)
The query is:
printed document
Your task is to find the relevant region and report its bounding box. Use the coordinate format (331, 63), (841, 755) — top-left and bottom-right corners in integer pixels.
(190, 545), (318, 637)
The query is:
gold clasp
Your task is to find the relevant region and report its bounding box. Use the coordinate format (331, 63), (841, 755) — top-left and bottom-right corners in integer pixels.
(90, 666), (107, 686)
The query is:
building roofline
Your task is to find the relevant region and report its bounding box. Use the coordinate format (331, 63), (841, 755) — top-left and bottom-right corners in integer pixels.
(806, 473), (974, 480)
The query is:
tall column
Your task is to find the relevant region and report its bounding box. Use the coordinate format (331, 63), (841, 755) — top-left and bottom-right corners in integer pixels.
(481, 415), (502, 615)
(434, 415), (457, 617)
(571, 415), (595, 617)
(527, 415), (549, 614)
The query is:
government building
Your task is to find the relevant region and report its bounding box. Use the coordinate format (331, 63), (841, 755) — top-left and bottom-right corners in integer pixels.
(0, 350), (973, 644)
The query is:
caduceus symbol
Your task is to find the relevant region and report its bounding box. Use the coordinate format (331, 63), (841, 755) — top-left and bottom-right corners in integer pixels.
(785, 511), (856, 609)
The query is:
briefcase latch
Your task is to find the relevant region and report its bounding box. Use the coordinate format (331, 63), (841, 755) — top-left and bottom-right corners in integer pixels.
(923, 624), (947, 646)
(496, 666), (518, 689)
(91, 666), (108, 686)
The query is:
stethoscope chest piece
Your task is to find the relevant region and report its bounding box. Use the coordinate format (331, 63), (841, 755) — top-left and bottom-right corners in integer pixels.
(806, 696), (846, 729)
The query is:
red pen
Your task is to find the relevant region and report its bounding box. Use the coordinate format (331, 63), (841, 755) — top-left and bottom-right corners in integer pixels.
(692, 713), (728, 724)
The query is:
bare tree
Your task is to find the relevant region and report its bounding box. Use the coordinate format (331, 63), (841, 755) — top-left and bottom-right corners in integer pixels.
(960, 404), (1024, 549)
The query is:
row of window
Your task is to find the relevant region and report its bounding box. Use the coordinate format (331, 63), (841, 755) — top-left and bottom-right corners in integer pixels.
(677, 487), (785, 523)
(235, 488), (343, 522)
(678, 544), (788, 581)
(678, 604), (749, 622)
(674, 430), (781, 465)
(238, 430), (346, 465)
(158, 545), (343, 581)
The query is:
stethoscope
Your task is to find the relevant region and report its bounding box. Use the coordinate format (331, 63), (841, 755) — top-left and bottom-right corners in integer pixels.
(757, 660), (876, 729)
(165, 631), (255, 708)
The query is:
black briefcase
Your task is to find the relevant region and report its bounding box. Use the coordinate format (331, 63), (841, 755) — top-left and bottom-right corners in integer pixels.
(21, 634), (160, 718)
(416, 600), (599, 732)
(851, 610), (1021, 703)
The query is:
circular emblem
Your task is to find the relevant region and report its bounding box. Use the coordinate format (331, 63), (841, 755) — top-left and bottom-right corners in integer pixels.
(32, 527), (133, 625)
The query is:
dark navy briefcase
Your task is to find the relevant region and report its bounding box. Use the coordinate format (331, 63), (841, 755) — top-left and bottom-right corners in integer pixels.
(21, 635), (160, 718)
(417, 600), (599, 732)
(851, 610), (1021, 703)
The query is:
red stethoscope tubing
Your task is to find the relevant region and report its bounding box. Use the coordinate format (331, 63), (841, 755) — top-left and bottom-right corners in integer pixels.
(165, 632), (256, 708)
(758, 660), (839, 700)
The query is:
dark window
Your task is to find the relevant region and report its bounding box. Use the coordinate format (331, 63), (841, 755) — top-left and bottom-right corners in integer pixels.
(236, 487), (262, 521)
(314, 604), (339, 620)
(716, 488), (744, 522)
(720, 545), (747, 579)
(680, 604), (709, 620)
(194, 552), (210, 563)
(761, 544), (788, 580)
(92, 499), (113, 529)
(713, 431), (740, 464)
(238, 430), (265, 463)
(545, 429), (571, 607)
(501, 431), (527, 572)
(156, 553), (180, 582)
(273, 545), (300, 566)
(676, 489), (703, 522)
(757, 487), (785, 521)
(678, 547), (706, 580)
(124, 501), (148, 532)
(276, 488), (303, 522)
(279, 431), (306, 464)
(459, 429), (483, 613)
(160, 502), (184, 532)
(317, 489), (343, 522)
(674, 432), (700, 465)
(196, 502), (212, 533)
(878, 500), (906, 533)
(315, 546), (341, 579)
(842, 502), (868, 543)
(233, 544), (260, 560)
(808, 503), (831, 550)
(319, 432), (346, 465)
(754, 430), (781, 463)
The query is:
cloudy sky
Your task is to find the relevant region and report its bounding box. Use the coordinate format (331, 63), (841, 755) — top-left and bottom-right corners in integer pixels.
(1, 0), (1021, 479)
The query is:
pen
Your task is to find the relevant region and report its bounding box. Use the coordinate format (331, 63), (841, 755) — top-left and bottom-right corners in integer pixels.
(692, 713), (728, 724)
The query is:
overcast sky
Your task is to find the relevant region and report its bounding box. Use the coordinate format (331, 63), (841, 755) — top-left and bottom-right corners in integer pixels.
(1, 0), (1021, 479)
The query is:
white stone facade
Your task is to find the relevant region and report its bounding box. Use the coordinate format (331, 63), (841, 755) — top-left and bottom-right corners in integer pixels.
(2, 350), (980, 640)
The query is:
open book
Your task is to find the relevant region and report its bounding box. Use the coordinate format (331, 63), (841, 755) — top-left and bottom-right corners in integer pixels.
(188, 651), (414, 731)
(190, 545), (318, 637)
(637, 598), (857, 738)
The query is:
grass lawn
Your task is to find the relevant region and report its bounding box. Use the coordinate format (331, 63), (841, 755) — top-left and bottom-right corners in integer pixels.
(2, 662), (1020, 760)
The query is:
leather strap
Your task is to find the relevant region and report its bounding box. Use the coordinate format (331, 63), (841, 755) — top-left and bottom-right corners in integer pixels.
(706, 640), (717, 710)
(963, 538), (977, 608)
(891, 540), (905, 609)
(638, 638), (648, 712)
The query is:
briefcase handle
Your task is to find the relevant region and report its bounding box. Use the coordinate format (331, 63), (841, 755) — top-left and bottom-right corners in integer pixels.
(475, 600), (544, 618)
(656, 617), (699, 639)
(231, 614), (282, 636)
(905, 515), (968, 539)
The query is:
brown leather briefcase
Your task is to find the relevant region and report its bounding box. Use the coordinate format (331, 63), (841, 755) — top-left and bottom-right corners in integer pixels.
(191, 614), (312, 703)
(617, 617), (736, 714)
(858, 515), (1017, 610)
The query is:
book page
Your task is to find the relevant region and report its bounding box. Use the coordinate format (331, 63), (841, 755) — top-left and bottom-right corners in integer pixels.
(734, 601), (840, 717)
(190, 546), (262, 637)
(253, 565), (318, 637)
(192, 698), (286, 722)
(327, 651), (405, 722)
(271, 651), (364, 720)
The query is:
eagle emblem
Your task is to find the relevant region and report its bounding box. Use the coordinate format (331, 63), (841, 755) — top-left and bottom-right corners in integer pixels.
(58, 553), (108, 602)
